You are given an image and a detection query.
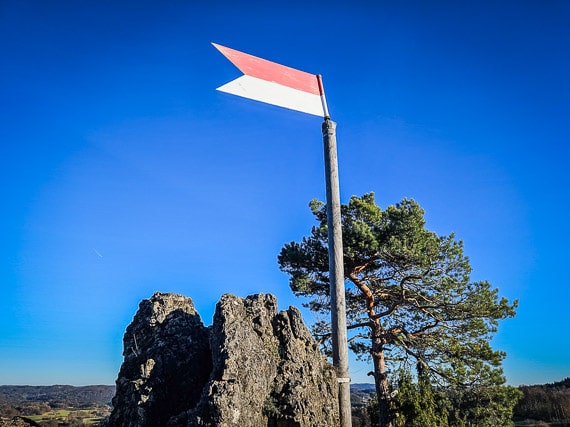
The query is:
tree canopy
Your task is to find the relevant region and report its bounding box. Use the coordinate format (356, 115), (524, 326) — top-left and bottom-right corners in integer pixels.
(278, 193), (519, 426)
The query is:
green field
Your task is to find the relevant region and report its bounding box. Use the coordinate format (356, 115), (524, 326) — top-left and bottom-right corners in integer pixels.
(26, 408), (107, 425)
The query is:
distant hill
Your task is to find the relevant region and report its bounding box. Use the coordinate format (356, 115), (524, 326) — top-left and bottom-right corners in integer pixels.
(0, 385), (115, 425)
(350, 383), (375, 407)
(351, 383), (375, 392)
(513, 378), (570, 423)
(0, 385), (115, 407)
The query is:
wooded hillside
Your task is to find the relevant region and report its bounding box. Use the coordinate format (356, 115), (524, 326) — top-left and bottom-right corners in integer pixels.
(513, 378), (570, 423)
(0, 385), (114, 418)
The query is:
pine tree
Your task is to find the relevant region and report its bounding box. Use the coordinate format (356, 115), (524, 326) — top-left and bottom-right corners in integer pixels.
(278, 193), (518, 426)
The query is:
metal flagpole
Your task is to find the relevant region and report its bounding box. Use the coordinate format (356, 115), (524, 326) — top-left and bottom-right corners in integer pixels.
(322, 117), (352, 427)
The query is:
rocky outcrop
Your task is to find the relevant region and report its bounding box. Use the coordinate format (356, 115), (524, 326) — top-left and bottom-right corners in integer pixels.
(108, 292), (338, 427)
(107, 293), (212, 427)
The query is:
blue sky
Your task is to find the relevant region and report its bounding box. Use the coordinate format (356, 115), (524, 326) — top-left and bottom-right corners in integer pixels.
(1, 1), (568, 386)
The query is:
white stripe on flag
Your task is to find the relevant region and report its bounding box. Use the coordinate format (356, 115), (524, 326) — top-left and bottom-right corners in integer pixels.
(217, 75), (325, 117)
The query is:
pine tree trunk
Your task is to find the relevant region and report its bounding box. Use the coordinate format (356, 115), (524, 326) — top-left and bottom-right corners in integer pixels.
(372, 324), (394, 427)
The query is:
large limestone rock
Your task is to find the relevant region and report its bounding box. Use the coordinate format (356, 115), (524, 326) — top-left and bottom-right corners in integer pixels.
(107, 293), (212, 427)
(108, 292), (339, 427)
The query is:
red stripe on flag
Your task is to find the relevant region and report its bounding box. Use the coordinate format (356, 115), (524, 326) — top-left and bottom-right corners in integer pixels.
(213, 43), (320, 96)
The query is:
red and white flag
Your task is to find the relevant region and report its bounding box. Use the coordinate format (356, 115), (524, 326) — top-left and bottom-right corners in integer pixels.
(213, 43), (329, 117)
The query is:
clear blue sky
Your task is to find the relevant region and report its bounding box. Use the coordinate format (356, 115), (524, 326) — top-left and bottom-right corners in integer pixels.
(1, 1), (568, 386)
